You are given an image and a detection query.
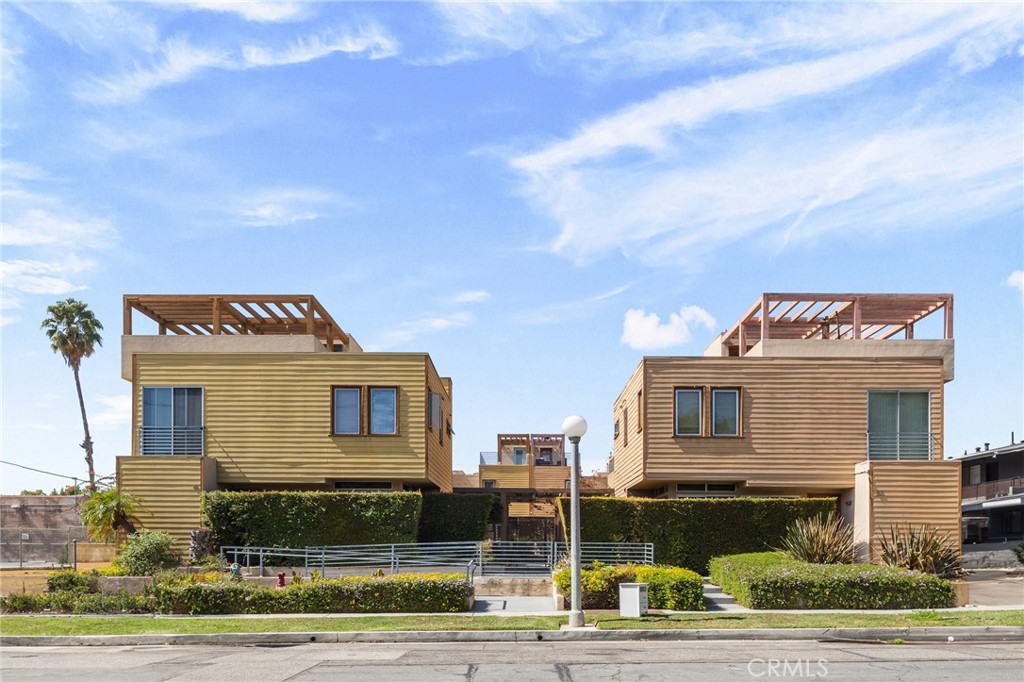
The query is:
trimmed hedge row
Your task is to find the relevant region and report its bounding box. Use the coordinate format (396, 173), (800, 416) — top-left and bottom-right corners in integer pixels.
(708, 552), (956, 609)
(557, 497), (836, 573)
(149, 573), (470, 615)
(1, 591), (152, 614)
(202, 491), (422, 548)
(552, 564), (705, 611)
(418, 493), (497, 543)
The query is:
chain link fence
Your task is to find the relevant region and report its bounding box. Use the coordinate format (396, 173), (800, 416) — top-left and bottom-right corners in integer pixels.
(0, 526), (89, 567)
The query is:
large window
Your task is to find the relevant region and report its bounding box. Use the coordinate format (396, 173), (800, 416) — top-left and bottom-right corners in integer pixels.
(674, 389), (702, 436)
(332, 386), (398, 436)
(369, 388), (397, 435)
(712, 389), (740, 436)
(867, 390), (931, 460)
(141, 386), (203, 455)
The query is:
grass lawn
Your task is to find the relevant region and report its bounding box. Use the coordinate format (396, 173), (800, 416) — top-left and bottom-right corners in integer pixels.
(1, 611), (1022, 636)
(592, 610), (1024, 630)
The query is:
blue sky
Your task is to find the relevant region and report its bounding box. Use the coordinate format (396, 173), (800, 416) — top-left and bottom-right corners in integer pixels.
(1, 1), (1022, 494)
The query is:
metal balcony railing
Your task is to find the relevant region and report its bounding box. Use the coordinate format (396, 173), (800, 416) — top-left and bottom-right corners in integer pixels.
(138, 426), (205, 456)
(867, 432), (935, 461)
(479, 452), (500, 465)
(962, 476), (1024, 502)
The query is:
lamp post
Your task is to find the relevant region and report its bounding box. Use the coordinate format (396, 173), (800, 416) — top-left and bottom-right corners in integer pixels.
(561, 414), (587, 628)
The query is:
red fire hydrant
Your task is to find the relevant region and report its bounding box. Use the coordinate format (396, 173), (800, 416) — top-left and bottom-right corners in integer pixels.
(276, 572), (286, 588)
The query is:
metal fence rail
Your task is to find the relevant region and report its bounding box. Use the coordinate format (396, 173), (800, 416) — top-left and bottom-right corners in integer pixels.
(0, 526), (89, 566)
(220, 540), (654, 578)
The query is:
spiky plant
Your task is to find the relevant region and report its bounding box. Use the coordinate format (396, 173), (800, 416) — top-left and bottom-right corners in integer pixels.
(780, 512), (855, 564)
(80, 488), (141, 544)
(878, 524), (962, 579)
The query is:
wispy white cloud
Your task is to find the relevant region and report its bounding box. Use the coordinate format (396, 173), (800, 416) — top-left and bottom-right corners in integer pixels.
(621, 305), (716, 351)
(168, 2), (308, 23)
(242, 24), (399, 66)
(91, 394), (132, 429)
(372, 312), (473, 350)
(0, 257), (94, 297)
(1008, 271), (1024, 306)
(449, 290), (491, 305)
(233, 188), (343, 228)
(506, 4), (1022, 266)
(514, 284), (629, 325)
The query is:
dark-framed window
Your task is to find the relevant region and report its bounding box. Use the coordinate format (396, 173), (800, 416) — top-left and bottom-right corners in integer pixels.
(332, 386), (399, 436)
(674, 388), (702, 436)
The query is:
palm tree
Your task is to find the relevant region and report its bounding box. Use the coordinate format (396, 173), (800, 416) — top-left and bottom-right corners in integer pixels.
(80, 488), (140, 544)
(41, 298), (103, 491)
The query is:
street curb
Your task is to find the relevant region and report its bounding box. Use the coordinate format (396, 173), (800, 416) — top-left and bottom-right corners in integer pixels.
(2, 626), (1022, 646)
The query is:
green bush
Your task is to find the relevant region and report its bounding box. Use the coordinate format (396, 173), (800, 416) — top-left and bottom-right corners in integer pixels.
(1013, 541), (1024, 567)
(0, 591), (151, 614)
(47, 569), (99, 594)
(558, 496), (836, 572)
(708, 552), (956, 609)
(202, 491), (422, 548)
(118, 530), (180, 575)
(780, 513), (854, 564)
(552, 564), (704, 611)
(149, 573), (471, 615)
(418, 493), (496, 543)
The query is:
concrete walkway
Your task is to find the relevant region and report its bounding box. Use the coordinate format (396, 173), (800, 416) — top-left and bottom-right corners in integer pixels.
(967, 570), (1024, 608)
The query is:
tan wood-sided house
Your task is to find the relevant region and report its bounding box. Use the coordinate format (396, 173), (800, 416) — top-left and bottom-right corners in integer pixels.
(116, 295), (454, 547)
(607, 293), (961, 561)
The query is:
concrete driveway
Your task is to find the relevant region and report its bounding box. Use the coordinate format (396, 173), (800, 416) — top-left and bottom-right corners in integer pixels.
(966, 570), (1024, 607)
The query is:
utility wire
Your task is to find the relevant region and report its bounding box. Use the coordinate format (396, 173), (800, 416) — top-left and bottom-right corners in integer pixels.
(0, 459), (81, 481)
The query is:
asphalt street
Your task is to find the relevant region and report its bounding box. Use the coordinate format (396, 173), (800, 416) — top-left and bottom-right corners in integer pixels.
(2, 639), (1022, 681)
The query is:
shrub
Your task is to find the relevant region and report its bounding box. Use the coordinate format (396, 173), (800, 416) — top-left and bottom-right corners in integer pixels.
(1013, 541), (1024, 567)
(118, 530), (180, 575)
(189, 528), (215, 564)
(0, 591), (151, 614)
(780, 513), (854, 564)
(708, 552), (956, 609)
(202, 491), (422, 549)
(552, 564), (704, 611)
(558, 496), (836, 572)
(149, 573), (471, 615)
(47, 569), (99, 594)
(878, 525), (962, 579)
(418, 493), (496, 543)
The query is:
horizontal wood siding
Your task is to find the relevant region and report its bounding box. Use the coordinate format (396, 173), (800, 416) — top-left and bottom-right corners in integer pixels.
(533, 467), (570, 490)
(610, 360), (646, 495)
(117, 456), (206, 548)
(424, 360), (453, 492)
(134, 353), (435, 486)
(862, 460), (961, 561)
(634, 357), (945, 492)
(478, 465), (530, 488)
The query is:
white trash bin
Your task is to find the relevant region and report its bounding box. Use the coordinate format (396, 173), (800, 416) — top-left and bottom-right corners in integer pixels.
(619, 582), (648, 617)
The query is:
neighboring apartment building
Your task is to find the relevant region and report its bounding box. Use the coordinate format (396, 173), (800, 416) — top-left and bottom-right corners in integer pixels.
(117, 295), (453, 546)
(961, 439), (1024, 543)
(478, 434), (570, 491)
(608, 293), (961, 560)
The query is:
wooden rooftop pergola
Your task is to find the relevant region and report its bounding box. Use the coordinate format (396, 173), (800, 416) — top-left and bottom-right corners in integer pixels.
(123, 295), (353, 352)
(722, 293), (953, 357)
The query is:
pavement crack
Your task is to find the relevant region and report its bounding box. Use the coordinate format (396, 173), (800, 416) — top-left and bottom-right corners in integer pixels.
(464, 663), (478, 681)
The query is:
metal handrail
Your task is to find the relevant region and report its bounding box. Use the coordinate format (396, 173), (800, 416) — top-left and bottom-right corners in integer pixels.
(138, 425), (205, 456)
(962, 476), (1024, 501)
(867, 431), (935, 461)
(219, 540), (655, 578)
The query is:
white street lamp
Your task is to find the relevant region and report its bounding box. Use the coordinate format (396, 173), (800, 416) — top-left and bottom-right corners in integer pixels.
(561, 414), (587, 628)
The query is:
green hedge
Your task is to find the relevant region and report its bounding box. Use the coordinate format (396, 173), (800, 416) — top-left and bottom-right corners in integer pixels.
(708, 552), (956, 609)
(202, 491), (422, 548)
(1, 591), (152, 614)
(557, 496), (836, 572)
(418, 493), (496, 543)
(149, 574), (470, 615)
(552, 564), (704, 611)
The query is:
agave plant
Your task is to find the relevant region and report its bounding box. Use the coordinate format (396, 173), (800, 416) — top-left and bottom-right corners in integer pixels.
(878, 524), (962, 579)
(780, 512), (855, 564)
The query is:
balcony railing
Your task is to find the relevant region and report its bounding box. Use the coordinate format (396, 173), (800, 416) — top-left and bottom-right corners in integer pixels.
(867, 432), (936, 461)
(138, 426), (205, 456)
(479, 452), (500, 466)
(962, 476), (1024, 502)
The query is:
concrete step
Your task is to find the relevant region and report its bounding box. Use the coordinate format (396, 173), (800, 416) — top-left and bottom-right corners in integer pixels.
(702, 580), (749, 612)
